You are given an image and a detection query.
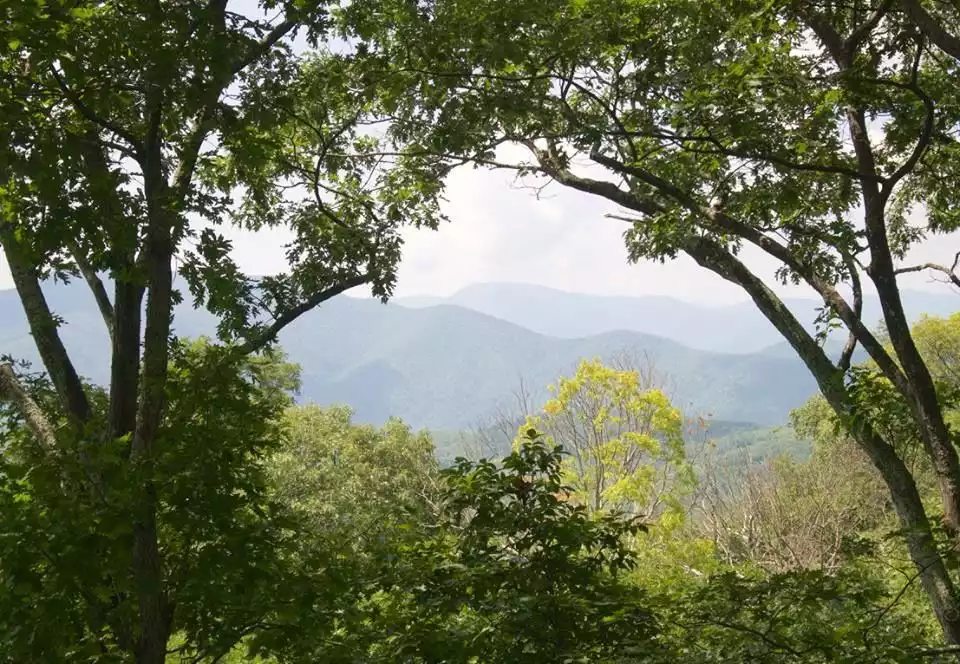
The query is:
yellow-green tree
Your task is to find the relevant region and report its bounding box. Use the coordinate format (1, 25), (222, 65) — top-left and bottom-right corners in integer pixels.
(524, 359), (695, 527)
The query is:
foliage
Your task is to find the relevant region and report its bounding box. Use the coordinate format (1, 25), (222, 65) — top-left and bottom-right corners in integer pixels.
(0, 0), (453, 659)
(344, 0), (960, 640)
(268, 404), (439, 561)
(664, 567), (935, 663)
(5, 0), (960, 658)
(271, 428), (942, 664)
(0, 341), (300, 662)
(525, 359), (695, 522)
(912, 313), (960, 431)
(369, 430), (659, 663)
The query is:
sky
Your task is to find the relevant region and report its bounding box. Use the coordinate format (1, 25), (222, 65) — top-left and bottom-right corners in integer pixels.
(2, 157), (960, 305)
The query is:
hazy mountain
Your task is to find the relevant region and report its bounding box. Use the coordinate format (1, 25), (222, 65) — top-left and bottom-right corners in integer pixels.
(396, 282), (959, 354)
(1, 280), (820, 429)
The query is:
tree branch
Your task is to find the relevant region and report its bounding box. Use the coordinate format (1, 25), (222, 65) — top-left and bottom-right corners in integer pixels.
(231, 19), (297, 76)
(73, 126), (143, 440)
(847, 0), (895, 52)
(0, 233), (91, 425)
(895, 253), (960, 289)
(171, 17), (297, 205)
(584, 149), (911, 396)
(881, 39), (935, 199)
(899, 0), (960, 62)
(0, 363), (58, 453)
(528, 142), (666, 216)
(67, 241), (115, 341)
(838, 252), (864, 372)
(236, 273), (372, 355)
(801, 8), (848, 64)
(49, 65), (143, 157)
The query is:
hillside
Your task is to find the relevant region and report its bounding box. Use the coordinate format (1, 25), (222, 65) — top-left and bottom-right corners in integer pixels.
(397, 282), (959, 354)
(1, 280), (818, 429)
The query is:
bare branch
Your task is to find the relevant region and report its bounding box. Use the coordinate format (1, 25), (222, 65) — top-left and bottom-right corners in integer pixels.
(589, 149), (695, 206)
(895, 255), (960, 289)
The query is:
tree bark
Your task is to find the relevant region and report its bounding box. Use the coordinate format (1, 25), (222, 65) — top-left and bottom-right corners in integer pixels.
(0, 363), (58, 453)
(130, 139), (175, 661)
(109, 276), (142, 441)
(846, 99), (960, 534)
(873, 258), (960, 533)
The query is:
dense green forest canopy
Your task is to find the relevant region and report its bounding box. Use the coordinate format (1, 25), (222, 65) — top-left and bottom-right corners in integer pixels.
(3, 0), (960, 661)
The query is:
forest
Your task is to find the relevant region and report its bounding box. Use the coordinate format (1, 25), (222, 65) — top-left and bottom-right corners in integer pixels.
(3, 0), (960, 661)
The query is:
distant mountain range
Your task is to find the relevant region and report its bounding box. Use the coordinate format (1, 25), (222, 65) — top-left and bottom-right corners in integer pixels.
(2, 280), (955, 431)
(397, 282), (959, 354)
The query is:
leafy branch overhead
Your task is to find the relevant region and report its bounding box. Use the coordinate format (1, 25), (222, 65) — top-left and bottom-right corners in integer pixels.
(1, 1), (446, 355)
(5, 0), (960, 662)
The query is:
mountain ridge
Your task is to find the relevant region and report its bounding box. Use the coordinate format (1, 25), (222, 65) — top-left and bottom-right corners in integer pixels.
(0, 280), (822, 429)
(396, 281), (959, 354)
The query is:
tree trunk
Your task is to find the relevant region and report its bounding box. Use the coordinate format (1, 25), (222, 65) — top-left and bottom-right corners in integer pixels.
(129, 155), (176, 662)
(1, 234), (91, 425)
(872, 265), (960, 534)
(686, 237), (960, 645)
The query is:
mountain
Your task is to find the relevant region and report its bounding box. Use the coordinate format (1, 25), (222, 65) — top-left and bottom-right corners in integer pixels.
(396, 282), (960, 354)
(1, 280), (819, 430)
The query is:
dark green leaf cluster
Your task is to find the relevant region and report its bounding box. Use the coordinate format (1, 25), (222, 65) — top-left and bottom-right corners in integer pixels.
(0, 342), (301, 662)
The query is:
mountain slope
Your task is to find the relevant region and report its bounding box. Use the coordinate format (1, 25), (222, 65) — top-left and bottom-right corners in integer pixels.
(1, 281), (817, 429)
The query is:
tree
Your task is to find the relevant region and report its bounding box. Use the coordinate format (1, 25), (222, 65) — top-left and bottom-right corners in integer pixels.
(268, 404), (440, 560)
(700, 441), (889, 574)
(228, 406), (441, 663)
(665, 566), (937, 663)
(347, 0), (960, 643)
(912, 313), (960, 431)
(0, 340), (301, 662)
(295, 429), (938, 664)
(0, 2), (445, 661)
(524, 359), (696, 522)
(366, 431), (659, 663)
